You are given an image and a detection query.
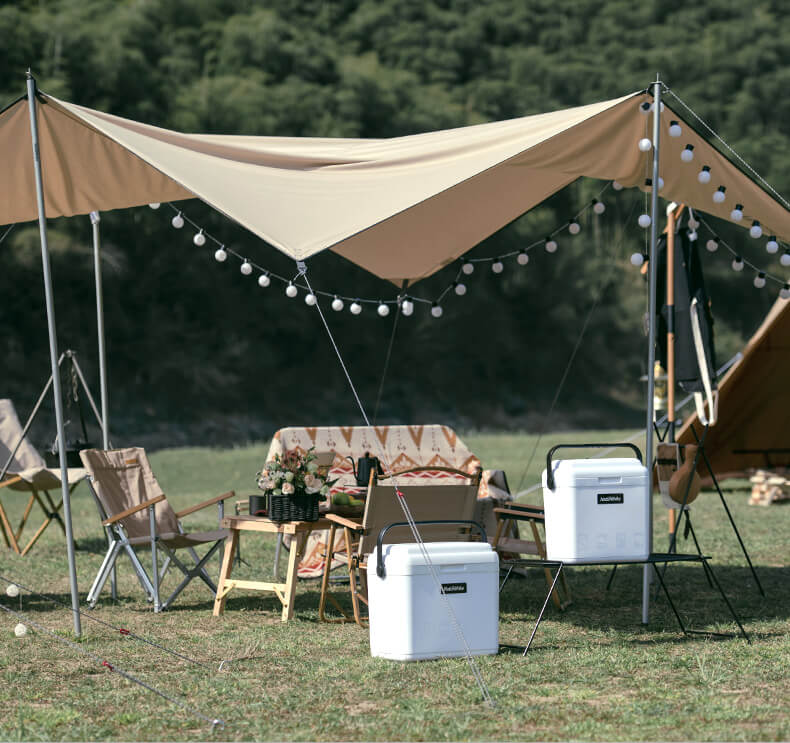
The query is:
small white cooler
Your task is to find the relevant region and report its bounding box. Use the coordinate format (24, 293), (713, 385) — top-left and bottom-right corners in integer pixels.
(367, 542), (499, 661)
(542, 444), (650, 563)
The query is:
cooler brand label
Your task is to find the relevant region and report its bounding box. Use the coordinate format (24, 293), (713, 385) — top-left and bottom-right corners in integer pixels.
(441, 582), (467, 594)
(597, 493), (624, 504)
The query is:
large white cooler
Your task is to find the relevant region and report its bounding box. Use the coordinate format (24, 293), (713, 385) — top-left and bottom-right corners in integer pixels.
(542, 447), (650, 563)
(367, 542), (499, 661)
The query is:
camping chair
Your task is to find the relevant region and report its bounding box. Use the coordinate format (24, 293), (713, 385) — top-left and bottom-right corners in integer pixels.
(491, 470), (571, 610)
(0, 399), (85, 556)
(80, 447), (233, 612)
(318, 466), (482, 626)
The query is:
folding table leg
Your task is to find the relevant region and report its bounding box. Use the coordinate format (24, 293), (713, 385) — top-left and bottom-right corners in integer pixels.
(213, 529), (239, 617)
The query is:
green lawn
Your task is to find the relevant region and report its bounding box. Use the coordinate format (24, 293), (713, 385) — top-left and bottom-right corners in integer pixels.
(0, 431), (787, 741)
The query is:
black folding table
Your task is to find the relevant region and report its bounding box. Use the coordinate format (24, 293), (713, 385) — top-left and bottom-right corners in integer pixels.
(500, 552), (750, 654)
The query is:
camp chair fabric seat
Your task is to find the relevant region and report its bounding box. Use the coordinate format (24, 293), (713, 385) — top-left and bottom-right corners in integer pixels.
(0, 398), (85, 555)
(80, 447), (233, 612)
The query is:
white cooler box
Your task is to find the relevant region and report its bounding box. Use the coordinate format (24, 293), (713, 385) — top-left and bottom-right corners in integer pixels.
(367, 542), (499, 661)
(542, 445), (649, 563)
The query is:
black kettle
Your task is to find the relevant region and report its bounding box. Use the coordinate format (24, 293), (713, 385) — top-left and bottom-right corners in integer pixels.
(347, 452), (384, 487)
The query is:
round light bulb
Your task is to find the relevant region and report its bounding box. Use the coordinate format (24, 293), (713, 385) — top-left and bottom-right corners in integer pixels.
(14, 623), (27, 638)
(753, 273), (766, 289)
(454, 282), (467, 296)
(305, 293), (317, 306)
(713, 187), (726, 203)
(688, 230), (698, 242)
(657, 177), (665, 190)
(148, 202), (161, 210)
(668, 121), (682, 137)
(630, 252), (645, 267)
(680, 145), (694, 163)
(350, 301), (362, 315)
(171, 213), (184, 229)
(377, 302), (390, 317)
(766, 236), (779, 254)
(639, 101), (651, 115)
(568, 220), (581, 235)
(240, 260), (253, 276)
(638, 138), (653, 152)
(732, 257), (744, 272)
(286, 282), (298, 298)
(491, 260), (504, 274)
(781, 284), (790, 300)
(612, 181), (624, 191)
(517, 251), (529, 266)
(193, 231), (206, 246)
(461, 261), (474, 275)
(5, 584), (19, 598)
(730, 205), (743, 221)
(258, 273), (271, 288)
(687, 216), (700, 230)
(638, 214), (652, 229)
(331, 296), (344, 311)
(401, 299), (414, 316)
(214, 247), (228, 262)
(593, 200), (606, 215)
(706, 238), (719, 252)
(698, 166), (711, 184)
(431, 303), (443, 318)
(545, 238), (558, 253)
(750, 221), (763, 239)
(782, 251), (790, 267)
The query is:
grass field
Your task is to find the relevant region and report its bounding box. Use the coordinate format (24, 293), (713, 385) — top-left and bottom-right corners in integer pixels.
(0, 430), (787, 741)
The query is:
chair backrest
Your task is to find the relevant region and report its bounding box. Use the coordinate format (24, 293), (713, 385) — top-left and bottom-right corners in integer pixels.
(357, 480), (480, 557)
(0, 399), (46, 475)
(79, 447), (180, 539)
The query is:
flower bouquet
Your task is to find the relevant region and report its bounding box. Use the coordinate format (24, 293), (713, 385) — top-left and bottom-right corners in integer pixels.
(256, 448), (333, 522)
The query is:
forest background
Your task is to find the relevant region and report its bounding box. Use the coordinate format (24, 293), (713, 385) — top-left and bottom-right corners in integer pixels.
(2, 0), (788, 448)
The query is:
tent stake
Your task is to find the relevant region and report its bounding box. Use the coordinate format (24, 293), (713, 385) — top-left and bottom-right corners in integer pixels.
(90, 211), (110, 450)
(26, 70), (81, 636)
(643, 75), (663, 624)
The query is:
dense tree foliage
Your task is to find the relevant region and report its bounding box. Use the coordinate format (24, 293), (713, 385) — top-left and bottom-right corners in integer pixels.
(2, 0), (788, 446)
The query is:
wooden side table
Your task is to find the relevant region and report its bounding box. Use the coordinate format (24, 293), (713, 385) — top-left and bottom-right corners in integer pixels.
(213, 515), (331, 621)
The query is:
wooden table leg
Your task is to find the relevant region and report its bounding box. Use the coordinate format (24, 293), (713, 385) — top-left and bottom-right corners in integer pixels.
(213, 529), (239, 617)
(281, 529), (306, 622)
(318, 524), (337, 622)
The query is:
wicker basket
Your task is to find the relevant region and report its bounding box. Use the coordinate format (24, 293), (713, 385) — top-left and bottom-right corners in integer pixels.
(268, 492), (320, 522)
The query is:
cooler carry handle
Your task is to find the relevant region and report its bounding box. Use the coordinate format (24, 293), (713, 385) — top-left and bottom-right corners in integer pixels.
(545, 443), (643, 491)
(376, 520), (487, 578)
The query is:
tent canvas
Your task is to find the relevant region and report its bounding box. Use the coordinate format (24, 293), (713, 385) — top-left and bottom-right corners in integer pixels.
(678, 297), (790, 480)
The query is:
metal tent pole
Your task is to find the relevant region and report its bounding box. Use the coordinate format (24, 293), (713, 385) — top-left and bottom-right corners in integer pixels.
(26, 71), (81, 636)
(642, 76), (662, 624)
(90, 211), (110, 450)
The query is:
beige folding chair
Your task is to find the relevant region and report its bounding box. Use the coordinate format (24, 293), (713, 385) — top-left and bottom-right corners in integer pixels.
(318, 466), (483, 626)
(0, 399), (85, 555)
(80, 447), (233, 612)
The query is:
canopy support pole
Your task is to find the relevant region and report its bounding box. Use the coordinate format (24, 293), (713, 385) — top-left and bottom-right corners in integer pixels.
(643, 76), (662, 624)
(90, 211), (110, 450)
(26, 70), (81, 636)
(666, 206), (677, 537)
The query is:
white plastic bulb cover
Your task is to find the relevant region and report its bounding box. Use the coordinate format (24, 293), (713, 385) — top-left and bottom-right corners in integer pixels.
(258, 273), (271, 287)
(638, 138), (652, 152)
(630, 252), (645, 266)
(148, 202), (161, 209)
(193, 232), (206, 246)
(492, 261), (504, 273)
(377, 303), (390, 316)
(461, 262), (474, 275)
(545, 239), (558, 252)
(698, 169), (711, 183)
(454, 282), (467, 295)
(214, 248), (227, 262)
(305, 293), (317, 305)
(706, 239), (719, 252)
(240, 261), (253, 275)
(754, 275), (766, 288)
(781, 253), (790, 267)
(713, 190), (726, 203)
(638, 214), (651, 228)
(612, 181), (624, 191)
(568, 221), (581, 234)
(171, 214), (184, 228)
(517, 252), (529, 265)
(781, 287), (790, 299)
(669, 123), (682, 137)
(680, 148), (694, 162)
(431, 304), (443, 318)
(732, 259), (744, 271)
(401, 299), (414, 315)
(750, 223), (763, 238)
(730, 208), (743, 221)
(593, 201), (606, 214)
(331, 297), (344, 311)
(286, 283), (298, 297)
(766, 238), (779, 253)
(350, 302), (362, 314)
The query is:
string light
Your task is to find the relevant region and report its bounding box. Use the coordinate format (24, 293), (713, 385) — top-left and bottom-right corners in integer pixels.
(331, 296), (344, 311)
(545, 237), (558, 253)
(193, 230), (206, 246)
(698, 166), (711, 184)
(517, 250), (529, 266)
(171, 212), (184, 229)
(592, 199), (606, 215)
(753, 272), (766, 289)
(148, 203), (161, 210)
(668, 120), (682, 137)
(732, 256), (744, 271)
(680, 144), (694, 162)
(687, 229), (698, 242)
(431, 302), (443, 318)
(377, 302), (390, 317)
(781, 284), (790, 300)
(491, 259), (504, 274)
(612, 181), (624, 191)
(766, 236), (779, 254)
(240, 260), (253, 275)
(781, 251), (790, 267)
(630, 252), (645, 267)
(454, 281), (467, 296)
(568, 219), (581, 235)
(286, 282), (298, 298)
(638, 138), (652, 152)
(401, 298), (414, 316)
(749, 221), (762, 238)
(350, 301), (362, 315)
(638, 214), (652, 228)
(258, 273), (271, 287)
(462, 261), (474, 275)
(713, 186), (726, 203)
(706, 237), (720, 252)
(687, 215), (700, 230)
(730, 204), (744, 221)
(305, 292), (317, 306)
(214, 246), (228, 262)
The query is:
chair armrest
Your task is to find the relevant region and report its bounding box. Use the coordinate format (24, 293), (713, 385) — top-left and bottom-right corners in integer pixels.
(326, 512), (364, 530)
(175, 491), (235, 518)
(102, 494), (166, 525)
(0, 475), (24, 490)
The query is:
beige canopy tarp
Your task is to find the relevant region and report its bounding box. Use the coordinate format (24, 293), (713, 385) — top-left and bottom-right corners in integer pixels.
(678, 297), (790, 480)
(2, 90), (789, 283)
